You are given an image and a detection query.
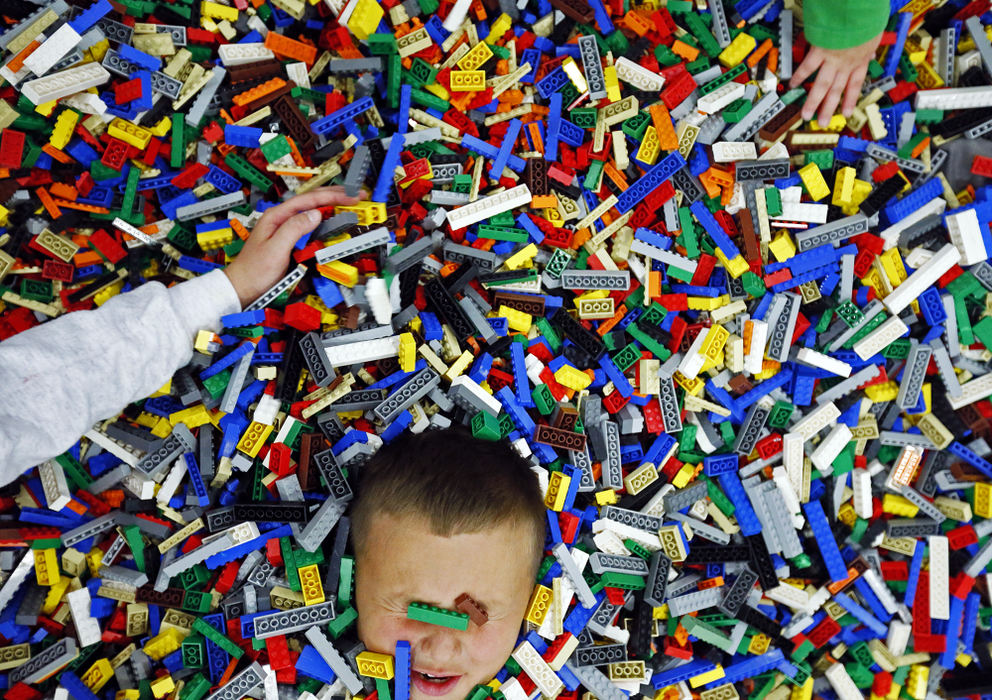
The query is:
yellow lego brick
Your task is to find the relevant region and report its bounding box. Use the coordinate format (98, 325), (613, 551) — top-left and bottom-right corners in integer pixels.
(689, 665), (725, 688)
(356, 651), (395, 680)
(974, 482), (992, 518)
(748, 633), (770, 654)
(810, 114), (847, 132)
(864, 380), (899, 403)
(717, 250), (749, 278)
(346, 0), (384, 40)
(544, 471), (571, 511)
(700, 324), (729, 363)
(603, 64), (621, 102)
(143, 630), (182, 661)
(149, 116), (172, 137)
(457, 42), (494, 71)
(94, 280), (125, 307)
(194, 330), (221, 354)
(554, 364), (591, 391)
(833, 166), (856, 206)
(595, 489), (618, 506)
(718, 32), (756, 67)
(236, 421), (274, 458)
(769, 230), (796, 262)
(117, 691), (141, 700)
(150, 416), (174, 438)
(398, 332), (416, 372)
(450, 70), (486, 91)
(81, 659), (114, 692)
(485, 12), (513, 43)
(336, 201), (386, 225)
(34, 547), (59, 586)
(169, 405), (211, 428)
(200, 0), (238, 21)
(318, 260), (359, 287)
(798, 162), (830, 201)
(671, 462), (696, 489)
(150, 675), (175, 699)
(635, 125), (660, 165)
(524, 584), (553, 626)
(49, 109), (80, 150)
(503, 242), (537, 269)
(44, 576), (70, 614)
(652, 604), (668, 620)
(879, 248), (907, 287)
(673, 371), (704, 396)
(882, 493), (919, 517)
(498, 304), (532, 332)
(687, 294), (728, 311)
(108, 118), (153, 150)
(0, 204), (9, 227)
(298, 564), (326, 606)
(197, 228), (234, 251)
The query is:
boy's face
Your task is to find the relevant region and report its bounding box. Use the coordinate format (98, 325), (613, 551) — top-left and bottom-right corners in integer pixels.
(354, 512), (536, 700)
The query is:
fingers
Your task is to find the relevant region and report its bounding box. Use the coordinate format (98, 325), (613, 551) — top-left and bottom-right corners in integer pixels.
(789, 50), (823, 90)
(256, 188), (364, 239)
(815, 69), (846, 125)
(841, 62), (869, 117)
(269, 209), (324, 251)
(801, 63), (838, 122)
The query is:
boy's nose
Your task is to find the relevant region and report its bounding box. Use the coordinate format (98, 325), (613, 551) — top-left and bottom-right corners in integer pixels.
(415, 626), (462, 665)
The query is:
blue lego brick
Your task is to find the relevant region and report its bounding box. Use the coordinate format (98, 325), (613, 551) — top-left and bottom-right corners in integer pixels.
(718, 472), (761, 536)
(703, 453), (738, 477)
(803, 499), (850, 582)
(224, 124), (263, 148)
(616, 151), (686, 214)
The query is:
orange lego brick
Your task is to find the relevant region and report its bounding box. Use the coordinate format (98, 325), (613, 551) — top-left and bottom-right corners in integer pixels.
(36, 187), (62, 218)
(650, 103), (679, 150)
(263, 32), (317, 64)
(232, 78), (288, 106)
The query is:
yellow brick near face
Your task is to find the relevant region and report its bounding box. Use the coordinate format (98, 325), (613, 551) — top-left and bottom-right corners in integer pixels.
(502, 242), (537, 269)
(544, 471), (571, 511)
(595, 489), (618, 505)
(689, 665), (725, 688)
(50, 109), (80, 150)
(108, 118), (153, 150)
(81, 658), (114, 692)
(35, 547), (59, 586)
(356, 651), (395, 679)
(798, 162), (830, 201)
(150, 675), (175, 699)
(450, 70), (486, 92)
(524, 584), (553, 626)
(635, 126), (660, 165)
(298, 564), (325, 606)
(718, 32), (756, 67)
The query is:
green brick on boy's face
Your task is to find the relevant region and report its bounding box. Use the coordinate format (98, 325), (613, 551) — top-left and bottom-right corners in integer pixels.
(354, 512), (535, 700)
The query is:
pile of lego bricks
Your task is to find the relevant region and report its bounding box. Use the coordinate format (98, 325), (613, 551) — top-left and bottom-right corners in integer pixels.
(1, 0), (992, 700)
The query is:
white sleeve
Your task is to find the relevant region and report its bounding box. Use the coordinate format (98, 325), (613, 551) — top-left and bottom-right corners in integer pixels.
(0, 268), (242, 486)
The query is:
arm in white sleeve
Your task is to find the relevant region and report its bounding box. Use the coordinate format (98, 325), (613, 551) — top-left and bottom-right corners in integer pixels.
(0, 268), (241, 486)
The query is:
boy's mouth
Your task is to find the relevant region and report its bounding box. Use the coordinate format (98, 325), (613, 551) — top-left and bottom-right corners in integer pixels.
(412, 669), (462, 696)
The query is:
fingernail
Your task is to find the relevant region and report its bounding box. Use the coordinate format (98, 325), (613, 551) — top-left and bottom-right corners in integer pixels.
(307, 210), (321, 224)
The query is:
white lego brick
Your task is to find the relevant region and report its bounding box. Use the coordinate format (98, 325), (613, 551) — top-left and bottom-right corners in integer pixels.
(614, 56), (665, 91)
(774, 201), (829, 223)
(217, 42), (275, 66)
(851, 468), (872, 519)
(928, 535), (949, 620)
(744, 320), (768, 375)
(39, 460), (72, 511)
(795, 347), (852, 377)
(882, 243), (960, 315)
(66, 587), (102, 647)
(711, 140), (757, 163)
(852, 315), (909, 361)
(697, 81), (745, 114)
(915, 85), (992, 110)
(810, 424), (852, 475)
(325, 335), (400, 366)
(825, 662), (863, 700)
(946, 208), (987, 265)
(791, 401), (841, 441)
(444, 184), (532, 230)
(23, 24), (82, 76)
(21, 61), (111, 105)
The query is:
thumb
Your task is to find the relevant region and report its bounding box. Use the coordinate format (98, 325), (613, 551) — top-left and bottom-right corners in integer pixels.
(272, 209), (322, 250)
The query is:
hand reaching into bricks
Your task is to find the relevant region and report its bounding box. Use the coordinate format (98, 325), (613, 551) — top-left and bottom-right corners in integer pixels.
(224, 186), (365, 308)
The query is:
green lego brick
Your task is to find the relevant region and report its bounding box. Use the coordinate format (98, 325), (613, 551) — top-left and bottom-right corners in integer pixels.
(407, 602), (470, 630)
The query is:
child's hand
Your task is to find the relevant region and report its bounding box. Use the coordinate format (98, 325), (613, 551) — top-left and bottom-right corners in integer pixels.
(224, 186), (365, 308)
(788, 30), (884, 126)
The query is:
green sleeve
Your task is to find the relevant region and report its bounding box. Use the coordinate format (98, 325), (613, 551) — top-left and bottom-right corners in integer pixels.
(802, 0), (890, 50)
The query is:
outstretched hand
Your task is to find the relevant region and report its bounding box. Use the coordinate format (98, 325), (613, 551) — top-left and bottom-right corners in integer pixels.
(224, 186), (366, 308)
(789, 30), (884, 126)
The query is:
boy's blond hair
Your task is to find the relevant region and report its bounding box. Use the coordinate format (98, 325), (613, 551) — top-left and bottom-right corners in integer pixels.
(350, 426), (547, 577)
